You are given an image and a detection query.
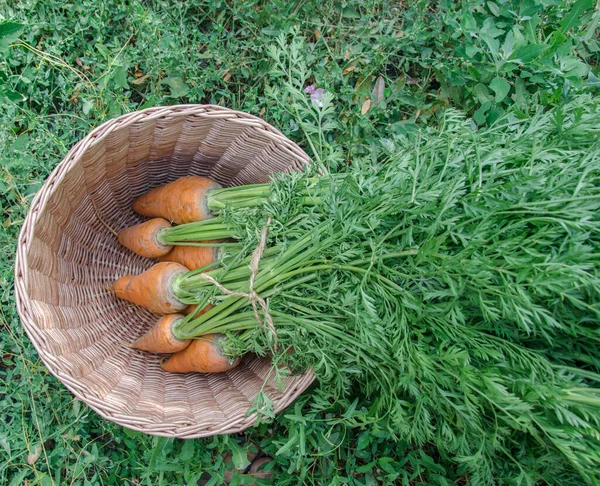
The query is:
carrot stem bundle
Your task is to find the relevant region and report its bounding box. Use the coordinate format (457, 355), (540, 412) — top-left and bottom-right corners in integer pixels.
(109, 101), (600, 481)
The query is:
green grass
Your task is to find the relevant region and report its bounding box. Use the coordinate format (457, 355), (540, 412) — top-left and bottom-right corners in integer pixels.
(0, 0), (599, 484)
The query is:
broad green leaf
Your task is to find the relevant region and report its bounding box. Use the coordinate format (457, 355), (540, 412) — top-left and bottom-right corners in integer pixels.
(467, 65), (484, 80)
(548, 29), (568, 47)
(179, 439), (195, 461)
(378, 457), (399, 474)
(562, 57), (590, 78)
(391, 121), (419, 136)
(72, 398), (81, 417)
(519, 0), (540, 17)
(0, 21), (24, 39)
(335, 5), (361, 19)
(588, 72), (600, 88)
(465, 43), (480, 58)
(0, 87), (26, 102)
(11, 133), (29, 152)
(510, 25), (527, 50)
(473, 101), (491, 125)
(95, 42), (112, 60)
(397, 94), (419, 107)
(341, 7), (361, 19)
(356, 431), (371, 450)
(515, 76), (527, 105)
(82, 100), (93, 115)
(356, 460), (377, 474)
(486, 105), (504, 124)
(39, 474), (53, 486)
(0, 434), (9, 455)
(481, 35), (500, 55)
(0, 21), (24, 53)
(122, 427), (143, 438)
(480, 18), (504, 38)
(512, 44), (550, 62)
(502, 31), (515, 57)
(148, 437), (172, 470)
(161, 76), (190, 97)
(487, 1), (500, 16)
(380, 138), (396, 151)
(524, 13), (541, 43)
(261, 27), (282, 36)
(479, 21), (502, 54)
(474, 83), (493, 103)
(560, 0), (594, 33)
(343, 397), (360, 418)
(563, 78), (570, 98)
(204, 476), (221, 486)
(529, 73), (546, 83)
(461, 11), (477, 32)
(490, 76), (510, 102)
(228, 440), (251, 470)
(9, 469), (28, 486)
(276, 429), (299, 456)
(583, 37), (599, 53)
(113, 65), (128, 89)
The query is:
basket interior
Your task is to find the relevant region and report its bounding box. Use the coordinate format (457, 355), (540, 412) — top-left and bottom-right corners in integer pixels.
(15, 106), (314, 437)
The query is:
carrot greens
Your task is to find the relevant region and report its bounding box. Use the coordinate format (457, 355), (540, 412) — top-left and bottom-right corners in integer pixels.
(168, 98), (600, 482)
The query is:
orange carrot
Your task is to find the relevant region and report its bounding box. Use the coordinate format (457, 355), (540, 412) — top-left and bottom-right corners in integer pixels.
(182, 303), (214, 316)
(133, 176), (221, 224)
(131, 314), (190, 353)
(112, 275), (134, 297)
(112, 262), (188, 314)
(160, 333), (241, 373)
(118, 218), (173, 258)
(158, 245), (219, 270)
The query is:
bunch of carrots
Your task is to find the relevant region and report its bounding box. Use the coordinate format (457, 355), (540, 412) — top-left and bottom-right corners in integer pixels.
(113, 175), (255, 373)
(110, 99), (600, 482)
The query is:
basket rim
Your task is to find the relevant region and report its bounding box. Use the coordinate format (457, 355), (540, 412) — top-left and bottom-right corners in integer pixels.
(14, 104), (316, 438)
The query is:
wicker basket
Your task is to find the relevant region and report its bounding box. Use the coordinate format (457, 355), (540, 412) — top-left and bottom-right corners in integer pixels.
(14, 105), (316, 438)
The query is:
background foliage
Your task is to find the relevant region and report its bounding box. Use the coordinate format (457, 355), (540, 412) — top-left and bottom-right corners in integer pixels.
(1, 0), (598, 484)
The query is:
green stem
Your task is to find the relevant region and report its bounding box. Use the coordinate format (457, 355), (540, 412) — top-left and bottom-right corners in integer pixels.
(173, 227), (420, 339)
(158, 219), (237, 244)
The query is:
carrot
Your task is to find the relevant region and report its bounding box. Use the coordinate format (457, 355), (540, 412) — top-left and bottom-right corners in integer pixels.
(112, 274), (133, 296)
(157, 245), (219, 270)
(111, 262), (188, 314)
(160, 333), (241, 373)
(131, 314), (190, 353)
(182, 303), (214, 316)
(133, 176), (222, 224)
(118, 218), (173, 258)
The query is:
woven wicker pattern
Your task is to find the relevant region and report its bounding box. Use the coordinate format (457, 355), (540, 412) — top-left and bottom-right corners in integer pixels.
(14, 105), (315, 438)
